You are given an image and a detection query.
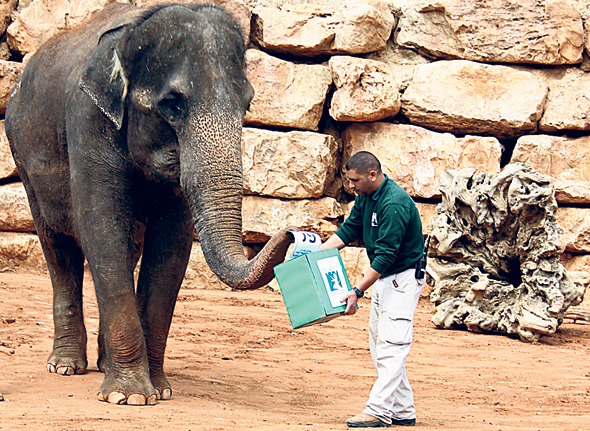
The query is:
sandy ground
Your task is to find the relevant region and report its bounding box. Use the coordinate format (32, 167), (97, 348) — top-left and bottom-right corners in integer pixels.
(1, 272), (590, 431)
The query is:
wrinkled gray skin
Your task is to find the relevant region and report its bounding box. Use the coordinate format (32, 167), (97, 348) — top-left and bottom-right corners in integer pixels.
(5, 3), (292, 405)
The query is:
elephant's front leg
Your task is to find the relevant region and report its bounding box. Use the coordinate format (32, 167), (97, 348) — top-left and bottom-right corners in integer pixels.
(136, 190), (193, 400)
(95, 282), (155, 405)
(71, 172), (156, 405)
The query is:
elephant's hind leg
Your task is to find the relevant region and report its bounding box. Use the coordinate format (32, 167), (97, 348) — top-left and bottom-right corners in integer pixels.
(44, 232), (87, 375)
(19, 172), (87, 375)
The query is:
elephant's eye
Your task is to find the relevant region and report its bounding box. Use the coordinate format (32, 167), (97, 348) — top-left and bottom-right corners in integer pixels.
(158, 93), (187, 124)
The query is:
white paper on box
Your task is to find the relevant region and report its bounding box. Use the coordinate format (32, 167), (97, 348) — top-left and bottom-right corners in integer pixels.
(317, 256), (348, 308)
(289, 230), (321, 259)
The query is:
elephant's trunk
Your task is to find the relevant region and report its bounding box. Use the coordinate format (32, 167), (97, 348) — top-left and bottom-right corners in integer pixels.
(179, 111), (293, 289)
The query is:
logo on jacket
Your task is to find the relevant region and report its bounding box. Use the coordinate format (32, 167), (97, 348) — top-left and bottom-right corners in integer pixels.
(371, 212), (378, 227)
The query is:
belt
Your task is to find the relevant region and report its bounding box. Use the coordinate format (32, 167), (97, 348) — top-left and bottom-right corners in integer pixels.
(380, 265), (417, 279)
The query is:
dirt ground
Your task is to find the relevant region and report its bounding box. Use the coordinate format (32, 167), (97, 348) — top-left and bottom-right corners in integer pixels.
(1, 272), (590, 431)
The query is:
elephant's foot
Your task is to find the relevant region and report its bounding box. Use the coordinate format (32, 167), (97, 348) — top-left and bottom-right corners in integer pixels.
(98, 371), (158, 405)
(47, 346), (87, 375)
(150, 371), (173, 400)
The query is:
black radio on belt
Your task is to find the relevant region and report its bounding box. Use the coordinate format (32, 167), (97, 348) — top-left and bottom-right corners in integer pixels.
(414, 235), (430, 279)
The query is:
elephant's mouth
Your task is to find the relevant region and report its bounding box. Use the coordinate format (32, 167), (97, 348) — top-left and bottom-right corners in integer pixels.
(129, 142), (181, 183)
(151, 148), (180, 181)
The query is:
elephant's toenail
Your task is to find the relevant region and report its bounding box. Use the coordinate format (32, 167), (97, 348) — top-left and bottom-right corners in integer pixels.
(57, 366), (74, 376)
(107, 392), (126, 404)
(161, 389), (172, 400)
(127, 394), (147, 405)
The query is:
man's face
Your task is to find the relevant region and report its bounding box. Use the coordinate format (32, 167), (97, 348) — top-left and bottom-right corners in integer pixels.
(346, 168), (376, 196)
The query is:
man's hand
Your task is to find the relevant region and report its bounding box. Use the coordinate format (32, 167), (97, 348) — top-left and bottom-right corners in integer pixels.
(340, 290), (358, 315)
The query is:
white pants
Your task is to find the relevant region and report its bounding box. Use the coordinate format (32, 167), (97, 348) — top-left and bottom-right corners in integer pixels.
(363, 268), (424, 424)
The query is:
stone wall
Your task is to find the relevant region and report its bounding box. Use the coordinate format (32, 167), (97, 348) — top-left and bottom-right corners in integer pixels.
(1, 0), (590, 299)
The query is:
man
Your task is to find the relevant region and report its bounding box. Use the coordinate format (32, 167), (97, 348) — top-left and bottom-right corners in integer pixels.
(320, 151), (425, 428)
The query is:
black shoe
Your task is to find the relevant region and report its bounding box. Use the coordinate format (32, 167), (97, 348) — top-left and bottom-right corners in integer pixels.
(391, 417), (415, 426)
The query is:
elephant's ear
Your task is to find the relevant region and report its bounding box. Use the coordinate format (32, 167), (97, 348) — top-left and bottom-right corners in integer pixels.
(79, 27), (129, 130)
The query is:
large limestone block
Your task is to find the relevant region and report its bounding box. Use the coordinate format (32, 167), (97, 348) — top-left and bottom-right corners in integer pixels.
(7, 0), (125, 56)
(511, 134), (590, 204)
(242, 195), (343, 243)
(323, 174), (343, 200)
(0, 182), (35, 232)
(401, 60), (548, 139)
(0, 42), (11, 61)
(328, 56), (400, 122)
(429, 163), (587, 342)
(0, 61), (24, 114)
(416, 202), (437, 235)
(251, 0), (394, 57)
(242, 127), (338, 198)
(557, 207), (590, 253)
(342, 122), (502, 198)
(561, 252), (590, 309)
(366, 40), (432, 91)
(562, 252), (590, 273)
(538, 68), (590, 132)
(396, 0), (584, 65)
(0, 0), (17, 36)
(0, 121), (18, 179)
(572, 0), (590, 22)
(0, 231), (46, 272)
(244, 49), (332, 131)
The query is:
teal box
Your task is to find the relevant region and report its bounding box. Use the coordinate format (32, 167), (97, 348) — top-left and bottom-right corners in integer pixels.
(273, 248), (352, 329)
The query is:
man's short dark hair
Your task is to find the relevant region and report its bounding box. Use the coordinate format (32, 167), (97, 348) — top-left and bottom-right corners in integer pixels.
(345, 151), (382, 175)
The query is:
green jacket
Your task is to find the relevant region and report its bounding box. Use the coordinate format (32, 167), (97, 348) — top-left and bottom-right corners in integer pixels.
(336, 175), (424, 277)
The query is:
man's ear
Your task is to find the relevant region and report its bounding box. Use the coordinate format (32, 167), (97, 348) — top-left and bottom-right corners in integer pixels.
(79, 26), (129, 130)
(368, 170), (378, 182)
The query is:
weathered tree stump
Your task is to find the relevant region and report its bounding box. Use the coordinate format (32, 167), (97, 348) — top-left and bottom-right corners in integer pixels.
(564, 306), (590, 323)
(429, 163), (589, 341)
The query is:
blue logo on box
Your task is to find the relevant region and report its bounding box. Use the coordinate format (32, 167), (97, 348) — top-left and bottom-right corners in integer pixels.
(326, 271), (343, 292)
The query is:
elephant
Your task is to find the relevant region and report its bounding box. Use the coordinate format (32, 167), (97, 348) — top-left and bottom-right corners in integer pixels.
(5, 2), (292, 405)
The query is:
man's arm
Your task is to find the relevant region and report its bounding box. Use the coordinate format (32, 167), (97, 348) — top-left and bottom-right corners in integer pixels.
(319, 234), (346, 251)
(340, 267), (381, 315)
(320, 233), (381, 316)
